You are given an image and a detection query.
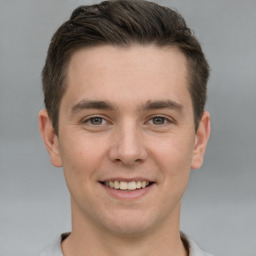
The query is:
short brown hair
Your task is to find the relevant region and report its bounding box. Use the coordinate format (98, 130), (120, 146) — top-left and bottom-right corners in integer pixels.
(42, 0), (210, 133)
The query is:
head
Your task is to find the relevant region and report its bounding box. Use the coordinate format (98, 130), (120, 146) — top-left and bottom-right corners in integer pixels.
(40, 43), (211, 237)
(39, 0), (211, 240)
(42, 0), (209, 134)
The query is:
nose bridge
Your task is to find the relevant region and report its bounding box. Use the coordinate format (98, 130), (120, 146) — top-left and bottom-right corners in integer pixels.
(109, 118), (147, 165)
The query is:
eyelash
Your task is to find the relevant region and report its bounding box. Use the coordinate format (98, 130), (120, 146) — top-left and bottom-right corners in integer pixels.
(82, 116), (109, 126)
(147, 115), (173, 125)
(82, 115), (173, 127)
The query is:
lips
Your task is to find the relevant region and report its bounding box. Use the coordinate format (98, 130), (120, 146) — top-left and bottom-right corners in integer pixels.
(103, 180), (151, 190)
(100, 178), (155, 200)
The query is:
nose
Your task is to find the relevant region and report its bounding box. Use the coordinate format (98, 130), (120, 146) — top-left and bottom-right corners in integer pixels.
(108, 121), (147, 166)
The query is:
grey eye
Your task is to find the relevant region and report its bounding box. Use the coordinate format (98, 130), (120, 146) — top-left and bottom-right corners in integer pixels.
(90, 117), (103, 125)
(152, 116), (166, 125)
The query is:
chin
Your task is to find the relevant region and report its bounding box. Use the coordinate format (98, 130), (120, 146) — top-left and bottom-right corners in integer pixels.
(99, 209), (160, 237)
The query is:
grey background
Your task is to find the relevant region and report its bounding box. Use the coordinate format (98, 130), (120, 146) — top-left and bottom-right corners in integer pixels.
(0, 0), (255, 255)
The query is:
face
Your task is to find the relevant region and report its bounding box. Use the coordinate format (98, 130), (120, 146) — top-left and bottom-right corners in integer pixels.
(40, 45), (210, 237)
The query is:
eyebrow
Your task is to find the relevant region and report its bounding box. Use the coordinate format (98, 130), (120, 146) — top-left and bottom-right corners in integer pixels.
(141, 100), (183, 112)
(70, 99), (183, 114)
(71, 100), (114, 113)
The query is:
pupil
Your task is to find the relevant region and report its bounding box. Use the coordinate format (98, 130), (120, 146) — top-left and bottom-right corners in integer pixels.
(153, 117), (164, 125)
(91, 117), (102, 125)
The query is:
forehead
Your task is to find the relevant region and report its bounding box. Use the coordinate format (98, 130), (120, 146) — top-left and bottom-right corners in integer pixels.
(64, 44), (191, 110)
(67, 44), (188, 81)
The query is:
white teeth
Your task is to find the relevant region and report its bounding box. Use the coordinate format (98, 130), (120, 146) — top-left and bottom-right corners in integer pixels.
(127, 181), (136, 190)
(104, 180), (150, 190)
(120, 181), (128, 190)
(136, 181), (141, 189)
(114, 180), (120, 189)
(109, 181), (114, 188)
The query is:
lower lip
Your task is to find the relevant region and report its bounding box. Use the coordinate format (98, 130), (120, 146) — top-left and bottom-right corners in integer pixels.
(100, 183), (154, 200)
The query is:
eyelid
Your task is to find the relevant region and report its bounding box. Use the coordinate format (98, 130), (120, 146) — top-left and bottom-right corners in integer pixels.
(147, 115), (174, 125)
(80, 114), (174, 125)
(81, 115), (110, 125)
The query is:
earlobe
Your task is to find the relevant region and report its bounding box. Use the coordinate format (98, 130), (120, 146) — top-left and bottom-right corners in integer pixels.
(39, 109), (62, 167)
(191, 111), (211, 170)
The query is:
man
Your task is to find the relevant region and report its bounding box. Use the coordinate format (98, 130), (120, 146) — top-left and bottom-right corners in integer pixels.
(39, 0), (212, 255)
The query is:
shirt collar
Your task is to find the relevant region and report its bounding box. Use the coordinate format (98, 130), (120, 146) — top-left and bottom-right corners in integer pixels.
(40, 232), (214, 256)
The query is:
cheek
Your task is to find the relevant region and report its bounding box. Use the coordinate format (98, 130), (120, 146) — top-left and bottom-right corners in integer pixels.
(58, 135), (105, 189)
(153, 133), (194, 194)
(153, 133), (195, 173)
(60, 132), (104, 165)
(145, 135), (194, 218)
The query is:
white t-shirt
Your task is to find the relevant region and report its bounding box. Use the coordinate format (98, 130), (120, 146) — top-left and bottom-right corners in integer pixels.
(40, 232), (214, 256)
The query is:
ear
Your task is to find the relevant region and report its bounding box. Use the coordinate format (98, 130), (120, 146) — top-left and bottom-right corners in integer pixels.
(39, 109), (62, 167)
(191, 111), (210, 170)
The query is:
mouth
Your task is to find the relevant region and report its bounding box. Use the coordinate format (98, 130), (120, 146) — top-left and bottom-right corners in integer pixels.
(101, 180), (154, 191)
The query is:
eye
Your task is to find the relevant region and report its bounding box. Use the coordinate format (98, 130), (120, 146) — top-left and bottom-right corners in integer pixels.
(90, 117), (104, 125)
(82, 116), (107, 126)
(149, 116), (169, 125)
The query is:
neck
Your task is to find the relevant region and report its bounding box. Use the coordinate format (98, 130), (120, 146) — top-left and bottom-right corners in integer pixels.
(62, 202), (188, 256)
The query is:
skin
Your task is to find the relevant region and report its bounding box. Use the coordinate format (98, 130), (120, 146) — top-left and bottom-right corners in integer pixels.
(39, 45), (210, 256)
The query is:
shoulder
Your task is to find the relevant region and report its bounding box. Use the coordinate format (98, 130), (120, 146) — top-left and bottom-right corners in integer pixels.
(181, 232), (215, 256)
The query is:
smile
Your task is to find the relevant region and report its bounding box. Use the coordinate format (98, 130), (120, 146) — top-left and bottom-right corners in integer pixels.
(103, 180), (151, 191)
